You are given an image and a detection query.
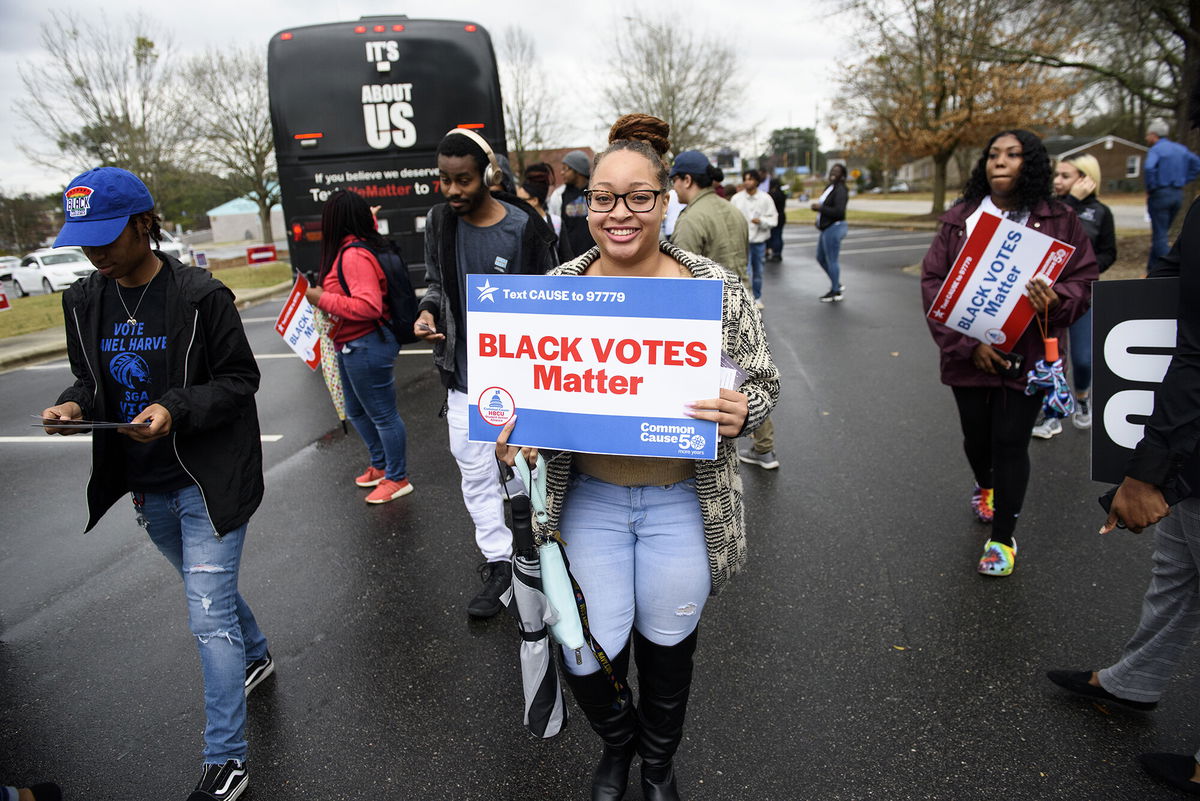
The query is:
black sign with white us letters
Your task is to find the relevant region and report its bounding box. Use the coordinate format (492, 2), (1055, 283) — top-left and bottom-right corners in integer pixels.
(1091, 277), (1179, 484)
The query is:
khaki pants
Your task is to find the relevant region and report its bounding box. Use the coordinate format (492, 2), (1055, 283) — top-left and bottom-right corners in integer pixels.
(751, 415), (774, 452)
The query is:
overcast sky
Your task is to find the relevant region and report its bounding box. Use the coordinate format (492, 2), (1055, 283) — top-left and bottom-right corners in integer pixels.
(0, 0), (852, 197)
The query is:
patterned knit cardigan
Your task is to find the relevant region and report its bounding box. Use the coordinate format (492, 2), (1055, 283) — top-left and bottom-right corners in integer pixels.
(534, 240), (781, 594)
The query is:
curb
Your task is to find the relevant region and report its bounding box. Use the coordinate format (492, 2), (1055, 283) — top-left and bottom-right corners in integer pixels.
(0, 279), (295, 372)
(0, 339), (70, 371)
(855, 219), (940, 231)
(233, 280), (294, 309)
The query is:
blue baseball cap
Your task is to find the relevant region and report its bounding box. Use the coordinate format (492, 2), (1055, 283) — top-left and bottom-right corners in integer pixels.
(669, 150), (710, 178)
(54, 167), (155, 248)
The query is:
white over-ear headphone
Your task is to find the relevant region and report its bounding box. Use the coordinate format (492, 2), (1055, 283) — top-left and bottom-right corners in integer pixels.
(444, 127), (503, 187)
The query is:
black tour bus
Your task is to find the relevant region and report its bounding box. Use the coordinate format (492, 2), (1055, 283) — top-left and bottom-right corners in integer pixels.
(267, 17), (506, 282)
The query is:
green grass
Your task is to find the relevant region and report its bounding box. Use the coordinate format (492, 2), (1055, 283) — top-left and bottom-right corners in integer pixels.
(786, 208), (931, 225)
(0, 292), (66, 338)
(210, 261), (292, 289)
(1, 261), (293, 339)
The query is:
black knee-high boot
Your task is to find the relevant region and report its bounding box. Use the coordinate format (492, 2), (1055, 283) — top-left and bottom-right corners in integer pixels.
(634, 628), (698, 801)
(562, 645), (637, 801)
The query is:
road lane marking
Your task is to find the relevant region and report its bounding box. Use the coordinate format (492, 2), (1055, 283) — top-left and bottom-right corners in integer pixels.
(784, 232), (932, 245)
(1, 434), (284, 443)
(22, 349), (434, 370)
(255, 350), (432, 359)
(839, 243), (933, 255)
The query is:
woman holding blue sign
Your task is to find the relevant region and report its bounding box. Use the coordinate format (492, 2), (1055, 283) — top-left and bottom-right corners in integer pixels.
(920, 130), (1098, 577)
(497, 113), (778, 801)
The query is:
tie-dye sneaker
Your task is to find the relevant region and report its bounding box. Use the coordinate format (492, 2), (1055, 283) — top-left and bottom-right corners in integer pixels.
(977, 538), (1017, 576)
(971, 485), (995, 524)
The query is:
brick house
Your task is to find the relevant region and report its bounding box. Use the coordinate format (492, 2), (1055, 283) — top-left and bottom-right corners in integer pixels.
(1044, 135), (1148, 193)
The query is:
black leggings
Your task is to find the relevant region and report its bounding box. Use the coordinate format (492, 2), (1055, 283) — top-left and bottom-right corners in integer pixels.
(951, 386), (1044, 543)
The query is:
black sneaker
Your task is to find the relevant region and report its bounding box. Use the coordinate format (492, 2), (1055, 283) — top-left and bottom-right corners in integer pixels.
(819, 290), (844, 303)
(244, 651), (275, 698)
(187, 760), (248, 801)
(467, 560), (512, 618)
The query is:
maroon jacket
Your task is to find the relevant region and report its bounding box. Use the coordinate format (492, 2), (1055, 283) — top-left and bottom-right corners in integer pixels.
(920, 197), (1099, 390)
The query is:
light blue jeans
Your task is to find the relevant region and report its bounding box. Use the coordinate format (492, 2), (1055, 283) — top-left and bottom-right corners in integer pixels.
(338, 326), (408, 481)
(135, 485), (269, 763)
(747, 242), (766, 300)
(559, 474), (710, 675)
(816, 221), (848, 292)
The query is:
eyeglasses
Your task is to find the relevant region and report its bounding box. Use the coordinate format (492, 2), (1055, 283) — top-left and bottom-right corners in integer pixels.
(582, 189), (663, 213)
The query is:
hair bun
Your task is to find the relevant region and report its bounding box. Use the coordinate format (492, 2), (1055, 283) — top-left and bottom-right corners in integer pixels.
(524, 162), (554, 185)
(608, 114), (671, 156)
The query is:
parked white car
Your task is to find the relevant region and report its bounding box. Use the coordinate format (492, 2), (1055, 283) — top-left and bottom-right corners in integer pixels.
(12, 248), (96, 295)
(156, 230), (193, 265)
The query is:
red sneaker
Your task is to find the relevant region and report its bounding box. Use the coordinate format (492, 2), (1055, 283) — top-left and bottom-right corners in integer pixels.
(355, 466), (386, 488)
(365, 478), (414, 504)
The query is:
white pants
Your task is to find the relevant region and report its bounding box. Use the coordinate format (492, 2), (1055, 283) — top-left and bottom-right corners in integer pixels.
(447, 389), (513, 562)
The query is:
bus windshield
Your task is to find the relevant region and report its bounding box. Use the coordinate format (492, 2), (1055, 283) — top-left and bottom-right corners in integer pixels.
(268, 17), (505, 280)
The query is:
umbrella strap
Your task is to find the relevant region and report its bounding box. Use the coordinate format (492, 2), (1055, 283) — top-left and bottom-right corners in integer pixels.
(563, 551), (625, 698)
(520, 627), (549, 642)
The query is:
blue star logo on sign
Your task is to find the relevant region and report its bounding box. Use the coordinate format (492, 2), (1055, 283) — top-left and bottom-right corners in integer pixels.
(476, 279), (498, 303)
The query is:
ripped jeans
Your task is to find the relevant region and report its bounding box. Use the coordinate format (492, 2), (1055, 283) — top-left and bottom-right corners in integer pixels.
(559, 474), (710, 675)
(135, 485), (268, 763)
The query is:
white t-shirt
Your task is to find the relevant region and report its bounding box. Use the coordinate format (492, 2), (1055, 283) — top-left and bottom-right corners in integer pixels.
(964, 195), (1030, 239)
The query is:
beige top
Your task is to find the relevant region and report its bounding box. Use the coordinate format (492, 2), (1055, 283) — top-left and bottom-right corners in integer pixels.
(573, 452), (695, 487)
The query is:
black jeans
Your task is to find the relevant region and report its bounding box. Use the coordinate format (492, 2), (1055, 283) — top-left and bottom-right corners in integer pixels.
(951, 385), (1043, 541)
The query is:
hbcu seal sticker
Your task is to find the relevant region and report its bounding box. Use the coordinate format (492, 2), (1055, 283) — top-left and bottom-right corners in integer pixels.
(478, 387), (515, 427)
(65, 186), (94, 218)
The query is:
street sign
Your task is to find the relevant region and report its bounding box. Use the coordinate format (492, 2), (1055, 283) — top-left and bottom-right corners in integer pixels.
(247, 244), (277, 265)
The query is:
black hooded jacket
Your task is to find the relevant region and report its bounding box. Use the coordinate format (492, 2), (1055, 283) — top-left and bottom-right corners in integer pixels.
(57, 253), (264, 534)
(1133, 198), (1200, 498)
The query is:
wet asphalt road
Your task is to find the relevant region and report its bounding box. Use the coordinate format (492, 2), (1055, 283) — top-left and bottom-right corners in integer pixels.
(1, 226), (1191, 800)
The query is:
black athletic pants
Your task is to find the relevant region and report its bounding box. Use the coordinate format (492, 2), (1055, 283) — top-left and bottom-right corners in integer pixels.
(951, 385), (1043, 543)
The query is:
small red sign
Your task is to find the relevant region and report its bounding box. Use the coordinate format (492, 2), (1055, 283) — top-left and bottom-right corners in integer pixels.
(0, 290), (10, 311)
(247, 245), (278, 265)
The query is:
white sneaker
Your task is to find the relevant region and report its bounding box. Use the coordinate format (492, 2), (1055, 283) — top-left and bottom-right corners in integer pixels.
(755, 299), (765, 310)
(1072, 397), (1092, 429)
(1031, 417), (1062, 439)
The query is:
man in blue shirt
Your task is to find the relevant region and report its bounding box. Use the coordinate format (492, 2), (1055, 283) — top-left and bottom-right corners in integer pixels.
(1144, 120), (1200, 271)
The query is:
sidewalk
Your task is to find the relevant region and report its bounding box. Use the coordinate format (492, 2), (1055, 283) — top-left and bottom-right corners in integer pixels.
(0, 280), (293, 372)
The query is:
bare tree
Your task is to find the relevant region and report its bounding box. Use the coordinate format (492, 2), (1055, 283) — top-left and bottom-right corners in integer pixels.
(14, 10), (187, 202)
(601, 13), (746, 153)
(979, 0), (1198, 146)
(498, 27), (567, 175)
(835, 0), (1075, 213)
(184, 47), (279, 243)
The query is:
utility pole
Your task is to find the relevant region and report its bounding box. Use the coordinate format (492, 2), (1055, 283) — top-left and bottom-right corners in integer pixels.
(813, 103), (821, 178)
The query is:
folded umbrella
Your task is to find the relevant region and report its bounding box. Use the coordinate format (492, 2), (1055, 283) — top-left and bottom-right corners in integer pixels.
(502, 478), (568, 738)
(513, 455), (586, 659)
(312, 308), (347, 430)
(1024, 336), (1074, 419)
